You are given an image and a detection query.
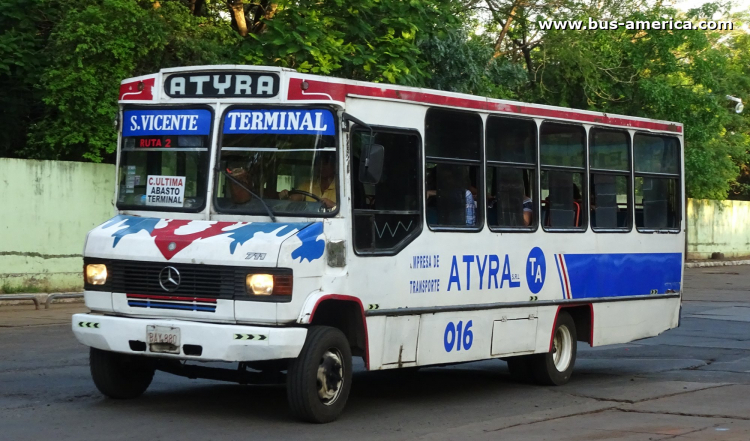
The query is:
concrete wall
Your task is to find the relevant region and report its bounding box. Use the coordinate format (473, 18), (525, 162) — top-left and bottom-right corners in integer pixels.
(687, 199), (750, 260)
(0, 158), (115, 292)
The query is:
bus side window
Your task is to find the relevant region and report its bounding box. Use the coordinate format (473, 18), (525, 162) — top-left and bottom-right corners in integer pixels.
(634, 134), (680, 231)
(589, 129), (631, 230)
(485, 116), (537, 230)
(540, 123), (586, 230)
(351, 129), (422, 254)
(424, 108), (483, 230)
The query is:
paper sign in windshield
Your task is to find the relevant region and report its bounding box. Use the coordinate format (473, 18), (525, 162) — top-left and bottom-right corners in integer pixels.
(146, 175), (186, 207)
(223, 109), (335, 135)
(123, 109), (211, 137)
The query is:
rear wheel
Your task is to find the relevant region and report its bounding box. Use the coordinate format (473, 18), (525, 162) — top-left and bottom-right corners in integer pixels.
(530, 311), (577, 385)
(286, 326), (353, 423)
(89, 347), (155, 399)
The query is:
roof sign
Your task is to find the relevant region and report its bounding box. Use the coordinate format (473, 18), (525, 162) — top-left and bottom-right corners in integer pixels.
(165, 72), (280, 98)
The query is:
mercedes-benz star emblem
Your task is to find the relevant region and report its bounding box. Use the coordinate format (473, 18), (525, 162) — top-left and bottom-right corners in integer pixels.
(159, 266), (181, 292)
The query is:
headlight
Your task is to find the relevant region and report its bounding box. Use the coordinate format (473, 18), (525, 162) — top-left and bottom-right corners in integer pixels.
(245, 273), (293, 297)
(246, 274), (274, 295)
(85, 264), (108, 285)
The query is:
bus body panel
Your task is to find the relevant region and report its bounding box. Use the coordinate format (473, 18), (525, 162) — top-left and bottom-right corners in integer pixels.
(591, 297), (680, 346)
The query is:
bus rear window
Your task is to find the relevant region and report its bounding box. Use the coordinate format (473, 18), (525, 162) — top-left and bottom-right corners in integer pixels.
(117, 108), (211, 211)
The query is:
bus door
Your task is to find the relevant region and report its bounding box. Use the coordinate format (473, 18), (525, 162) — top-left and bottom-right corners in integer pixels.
(350, 127), (423, 366)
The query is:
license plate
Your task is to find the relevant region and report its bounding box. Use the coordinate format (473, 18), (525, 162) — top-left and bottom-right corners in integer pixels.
(147, 325), (181, 354)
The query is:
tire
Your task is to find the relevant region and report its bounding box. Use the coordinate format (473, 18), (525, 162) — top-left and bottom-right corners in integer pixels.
(530, 311), (577, 386)
(89, 347), (155, 399)
(506, 355), (534, 383)
(287, 326), (353, 423)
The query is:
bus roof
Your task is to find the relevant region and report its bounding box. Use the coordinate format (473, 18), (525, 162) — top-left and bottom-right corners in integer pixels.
(119, 65), (682, 134)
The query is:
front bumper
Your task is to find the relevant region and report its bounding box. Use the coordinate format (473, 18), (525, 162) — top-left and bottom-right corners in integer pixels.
(72, 313), (307, 362)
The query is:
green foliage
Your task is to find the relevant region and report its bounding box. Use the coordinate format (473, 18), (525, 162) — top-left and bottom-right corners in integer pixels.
(0, 283), (42, 294)
(240, 0), (461, 85)
(0, 0), (62, 158)
(418, 29), (528, 98)
(1, 0), (459, 161)
(19, 0), (239, 162)
(481, 1), (750, 199)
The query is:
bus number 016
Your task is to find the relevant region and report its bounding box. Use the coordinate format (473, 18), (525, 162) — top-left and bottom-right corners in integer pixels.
(444, 320), (473, 352)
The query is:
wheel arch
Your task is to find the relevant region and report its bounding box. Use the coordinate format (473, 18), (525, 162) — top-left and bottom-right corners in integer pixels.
(302, 294), (369, 369)
(548, 304), (594, 351)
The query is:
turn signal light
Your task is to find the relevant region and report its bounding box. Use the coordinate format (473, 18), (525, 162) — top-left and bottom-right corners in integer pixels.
(85, 264), (108, 285)
(273, 275), (293, 296)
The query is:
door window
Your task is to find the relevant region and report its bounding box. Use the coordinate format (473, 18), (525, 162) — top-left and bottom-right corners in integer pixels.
(352, 129), (422, 254)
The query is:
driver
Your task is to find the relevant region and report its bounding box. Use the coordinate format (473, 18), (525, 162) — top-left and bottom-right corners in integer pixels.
(279, 152), (337, 209)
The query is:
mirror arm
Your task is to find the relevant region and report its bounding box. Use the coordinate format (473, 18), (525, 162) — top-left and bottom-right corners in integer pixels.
(342, 112), (374, 155)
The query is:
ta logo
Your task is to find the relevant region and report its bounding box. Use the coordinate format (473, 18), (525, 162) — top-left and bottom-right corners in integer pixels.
(526, 247), (546, 294)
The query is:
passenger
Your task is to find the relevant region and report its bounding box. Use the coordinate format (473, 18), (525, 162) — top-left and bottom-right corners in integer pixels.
(279, 152), (337, 209)
(426, 167), (476, 226)
(573, 183), (582, 227)
(523, 194), (533, 226)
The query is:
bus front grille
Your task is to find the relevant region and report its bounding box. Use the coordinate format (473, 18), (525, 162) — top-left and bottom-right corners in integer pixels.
(84, 258), (243, 299)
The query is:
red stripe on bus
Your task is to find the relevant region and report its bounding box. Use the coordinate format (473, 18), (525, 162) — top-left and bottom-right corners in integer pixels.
(558, 254), (572, 299)
(287, 78), (682, 133)
(548, 303), (595, 351)
(308, 294), (370, 370)
(126, 293), (217, 303)
(119, 78), (155, 101)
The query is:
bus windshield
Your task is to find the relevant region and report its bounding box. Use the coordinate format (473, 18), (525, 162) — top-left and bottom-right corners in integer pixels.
(214, 108), (338, 216)
(117, 108), (211, 211)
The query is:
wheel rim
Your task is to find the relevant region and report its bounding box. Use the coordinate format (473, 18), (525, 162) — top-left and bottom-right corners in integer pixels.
(552, 324), (573, 372)
(316, 348), (344, 405)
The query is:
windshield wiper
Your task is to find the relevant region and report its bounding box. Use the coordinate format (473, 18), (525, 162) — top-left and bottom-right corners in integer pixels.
(216, 168), (277, 223)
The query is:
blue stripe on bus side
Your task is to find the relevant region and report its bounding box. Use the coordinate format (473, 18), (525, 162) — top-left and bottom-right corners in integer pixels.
(563, 253), (682, 299)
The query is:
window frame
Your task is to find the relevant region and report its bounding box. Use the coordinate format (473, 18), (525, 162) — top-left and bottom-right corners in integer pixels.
(424, 107), (485, 233)
(213, 104), (341, 218)
(539, 121), (588, 233)
(350, 125), (424, 256)
(116, 103), (215, 214)
(485, 115), (539, 233)
(588, 127), (633, 233)
(633, 132), (682, 233)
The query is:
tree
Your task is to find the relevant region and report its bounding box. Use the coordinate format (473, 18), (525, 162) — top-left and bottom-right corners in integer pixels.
(0, 0), (465, 162)
(1, 0), (748, 201)
(475, 0), (750, 199)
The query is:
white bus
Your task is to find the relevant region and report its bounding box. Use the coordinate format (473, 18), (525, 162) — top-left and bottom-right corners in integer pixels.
(73, 65), (684, 423)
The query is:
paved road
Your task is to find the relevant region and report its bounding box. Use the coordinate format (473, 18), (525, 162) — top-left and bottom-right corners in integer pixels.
(1, 267), (749, 440)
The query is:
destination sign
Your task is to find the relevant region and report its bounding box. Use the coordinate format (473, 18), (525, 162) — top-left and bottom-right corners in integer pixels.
(123, 109), (211, 137)
(223, 109), (335, 135)
(164, 72), (280, 98)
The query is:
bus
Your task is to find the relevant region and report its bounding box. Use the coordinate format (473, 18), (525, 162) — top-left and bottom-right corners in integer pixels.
(73, 65), (684, 423)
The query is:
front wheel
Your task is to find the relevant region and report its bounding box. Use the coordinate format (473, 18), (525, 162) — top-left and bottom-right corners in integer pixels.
(530, 311), (577, 385)
(89, 347), (155, 399)
(286, 326), (353, 423)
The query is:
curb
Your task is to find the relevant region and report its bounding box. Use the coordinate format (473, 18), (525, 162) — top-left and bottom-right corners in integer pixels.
(685, 260), (750, 268)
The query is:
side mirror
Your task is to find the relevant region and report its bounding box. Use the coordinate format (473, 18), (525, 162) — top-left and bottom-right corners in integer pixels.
(359, 143), (384, 184)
